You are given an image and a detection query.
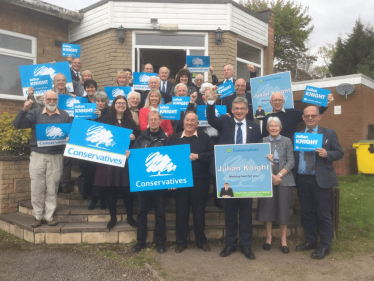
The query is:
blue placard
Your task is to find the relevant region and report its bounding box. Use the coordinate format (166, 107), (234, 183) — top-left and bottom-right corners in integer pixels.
(19, 61), (74, 96)
(294, 133), (323, 151)
(74, 103), (97, 119)
(61, 43), (81, 58)
(302, 86), (330, 107)
(186, 55), (210, 72)
(104, 86), (132, 105)
(196, 105), (227, 127)
(26, 75), (53, 97)
(128, 144), (193, 192)
(36, 123), (71, 147)
(172, 97), (190, 111)
(58, 94), (88, 117)
(215, 143), (272, 198)
(64, 118), (132, 167)
(250, 71), (294, 118)
(217, 80), (235, 99)
(159, 105), (181, 120)
(132, 72), (157, 90)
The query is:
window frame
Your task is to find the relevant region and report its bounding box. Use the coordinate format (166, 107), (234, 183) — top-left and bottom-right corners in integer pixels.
(0, 29), (37, 101)
(236, 38), (263, 78)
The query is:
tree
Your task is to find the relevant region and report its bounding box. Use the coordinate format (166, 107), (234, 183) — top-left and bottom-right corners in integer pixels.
(241, 0), (314, 73)
(315, 43), (336, 77)
(329, 18), (374, 78)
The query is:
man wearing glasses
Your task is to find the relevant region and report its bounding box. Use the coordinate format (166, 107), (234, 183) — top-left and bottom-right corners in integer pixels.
(261, 92), (334, 140)
(13, 91), (72, 228)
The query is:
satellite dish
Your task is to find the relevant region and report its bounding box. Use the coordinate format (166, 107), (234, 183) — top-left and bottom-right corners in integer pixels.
(336, 83), (355, 99)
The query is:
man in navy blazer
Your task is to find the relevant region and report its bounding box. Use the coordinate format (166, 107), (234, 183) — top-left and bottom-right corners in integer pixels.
(159, 66), (175, 98)
(69, 57), (82, 82)
(294, 106), (344, 259)
(206, 87), (261, 260)
(211, 64), (256, 91)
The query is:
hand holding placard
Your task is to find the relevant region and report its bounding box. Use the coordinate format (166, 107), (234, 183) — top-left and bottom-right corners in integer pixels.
(23, 100), (33, 111)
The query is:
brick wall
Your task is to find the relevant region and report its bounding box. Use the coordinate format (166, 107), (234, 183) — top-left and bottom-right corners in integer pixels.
(0, 158), (30, 214)
(293, 83), (374, 175)
(0, 2), (70, 112)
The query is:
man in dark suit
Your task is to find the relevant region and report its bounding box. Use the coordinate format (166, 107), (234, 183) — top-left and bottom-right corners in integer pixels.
(220, 183), (234, 197)
(139, 76), (171, 108)
(206, 88), (262, 260)
(70, 57), (82, 82)
(255, 105), (265, 118)
(294, 106), (344, 259)
(221, 78), (254, 121)
(210, 64), (256, 91)
(159, 66), (174, 98)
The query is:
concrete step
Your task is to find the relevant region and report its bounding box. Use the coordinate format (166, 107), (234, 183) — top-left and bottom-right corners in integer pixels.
(0, 212), (302, 245)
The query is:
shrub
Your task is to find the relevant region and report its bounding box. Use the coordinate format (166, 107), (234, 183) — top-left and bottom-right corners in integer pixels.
(0, 112), (32, 156)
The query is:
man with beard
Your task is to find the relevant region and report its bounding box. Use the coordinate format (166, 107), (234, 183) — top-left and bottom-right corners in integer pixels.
(13, 91), (72, 228)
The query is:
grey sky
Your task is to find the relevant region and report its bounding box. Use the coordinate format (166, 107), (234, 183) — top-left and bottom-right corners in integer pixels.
(44, 0), (374, 63)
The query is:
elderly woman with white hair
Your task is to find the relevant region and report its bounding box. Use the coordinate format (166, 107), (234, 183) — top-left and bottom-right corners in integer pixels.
(127, 91), (141, 128)
(256, 116), (295, 254)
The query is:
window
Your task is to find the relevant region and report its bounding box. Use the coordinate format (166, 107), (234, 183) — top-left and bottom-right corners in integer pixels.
(0, 29), (36, 100)
(236, 40), (262, 81)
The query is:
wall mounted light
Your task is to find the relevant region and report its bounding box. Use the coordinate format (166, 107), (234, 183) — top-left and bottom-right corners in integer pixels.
(215, 27), (224, 45)
(118, 25), (126, 43)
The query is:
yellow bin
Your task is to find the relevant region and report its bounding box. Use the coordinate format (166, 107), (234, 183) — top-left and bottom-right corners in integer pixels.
(352, 140), (374, 174)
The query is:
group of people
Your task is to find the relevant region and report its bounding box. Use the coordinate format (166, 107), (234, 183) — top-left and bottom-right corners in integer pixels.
(14, 58), (343, 260)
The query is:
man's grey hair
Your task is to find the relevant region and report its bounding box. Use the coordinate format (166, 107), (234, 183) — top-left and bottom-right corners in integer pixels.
(223, 64), (234, 71)
(159, 66), (170, 74)
(270, 92), (285, 101)
(148, 110), (162, 120)
(232, 97), (248, 108)
(174, 83), (188, 93)
(200, 82), (213, 95)
(53, 73), (66, 82)
(41, 90), (58, 100)
(303, 106), (320, 115)
(184, 110), (199, 123)
(127, 91), (141, 100)
(266, 116), (283, 130)
(148, 76), (160, 84)
(93, 91), (109, 106)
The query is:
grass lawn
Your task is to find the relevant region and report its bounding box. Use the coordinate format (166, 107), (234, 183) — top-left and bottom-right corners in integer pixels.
(332, 174), (374, 257)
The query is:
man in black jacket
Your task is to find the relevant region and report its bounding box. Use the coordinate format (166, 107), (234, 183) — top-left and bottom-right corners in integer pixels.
(207, 88), (262, 260)
(128, 111), (169, 254)
(220, 183), (234, 197)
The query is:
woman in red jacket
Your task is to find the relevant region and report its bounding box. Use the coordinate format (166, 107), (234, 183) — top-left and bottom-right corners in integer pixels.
(139, 90), (173, 137)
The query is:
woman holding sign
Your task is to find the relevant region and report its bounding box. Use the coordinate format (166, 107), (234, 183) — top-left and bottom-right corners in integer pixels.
(94, 95), (139, 229)
(256, 117), (295, 254)
(139, 90), (174, 137)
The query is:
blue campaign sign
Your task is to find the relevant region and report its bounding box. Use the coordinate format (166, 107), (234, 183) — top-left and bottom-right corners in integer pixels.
(36, 123), (71, 147)
(215, 143), (272, 198)
(58, 94), (88, 117)
(128, 144), (193, 192)
(186, 55), (210, 72)
(104, 86), (132, 105)
(159, 105), (181, 120)
(217, 80), (235, 99)
(61, 43), (81, 58)
(132, 72), (157, 90)
(294, 133), (323, 151)
(64, 118), (132, 167)
(19, 61), (74, 95)
(172, 97), (190, 111)
(302, 85), (330, 107)
(26, 75), (53, 97)
(250, 71), (294, 118)
(196, 105), (227, 127)
(74, 103), (97, 119)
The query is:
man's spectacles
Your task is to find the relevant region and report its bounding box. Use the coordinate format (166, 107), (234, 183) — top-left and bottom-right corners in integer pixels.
(271, 99), (283, 103)
(45, 98), (58, 102)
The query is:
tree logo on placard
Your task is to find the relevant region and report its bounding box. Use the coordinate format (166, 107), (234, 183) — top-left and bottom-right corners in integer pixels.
(112, 88), (125, 98)
(46, 126), (64, 139)
(192, 57), (204, 66)
(66, 97), (80, 108)
(33, 66), (56, 80)
(139, 74), (151, 84)
(85, 125), (116, 149)
(145, 152), (177, 177)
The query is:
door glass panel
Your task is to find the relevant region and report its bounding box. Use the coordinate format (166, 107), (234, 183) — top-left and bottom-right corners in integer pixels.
(237, 41), (261, 65)
(136, 34), (205, 47)
(236, 60), (261, 83)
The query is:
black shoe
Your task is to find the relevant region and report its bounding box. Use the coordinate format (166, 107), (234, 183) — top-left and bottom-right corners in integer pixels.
(88, 199), (97, 210)
(220, 246), (236, 257)
(175, 246), (186, 253)
(241, 248), (255, 259)
(156, 243), (167, 254)
(200, 244), (211, 252)
(107, 217), (117, 229)
(311, 248), (330, 259)
(263, 243), (271, 251)
(127, 217), (137, 227)
(100, 200), (107, 210)
(132, 243), (145, 253)
(281, 245), (289, 254)
(295, 242), (318, 251)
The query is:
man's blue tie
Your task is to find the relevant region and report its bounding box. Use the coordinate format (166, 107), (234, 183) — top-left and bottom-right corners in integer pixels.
(236, 122), (243, 144)
(161, 82), (166, 93)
